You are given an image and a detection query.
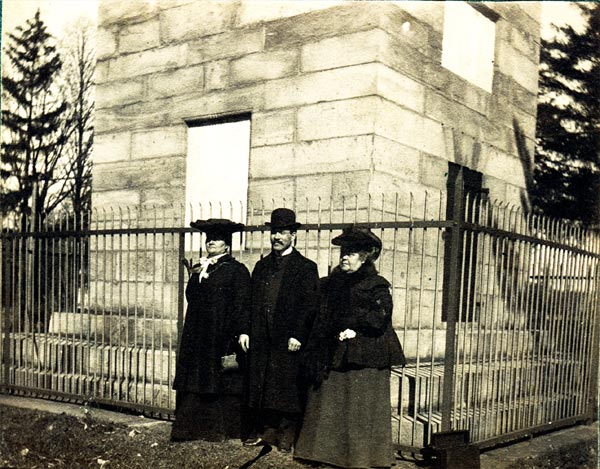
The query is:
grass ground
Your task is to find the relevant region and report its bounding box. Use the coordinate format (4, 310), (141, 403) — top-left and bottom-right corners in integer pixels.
(0, 402), (596, 468)
(0, 404), (316, 468)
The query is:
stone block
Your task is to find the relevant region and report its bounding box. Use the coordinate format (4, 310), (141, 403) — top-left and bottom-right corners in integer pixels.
(400, 329), (447, 361)
(248, 144), (294, 179)
(482, 150), (526, 187)
(99, 0), (158, 26)
(505, 184), (527, 208)
(187, 29), (264, 65)
(373, 135), (421, 183)
(160, 1), (235, 43)
(230, 49), (299, 84)
(94, 132), (132, 163)
(379, 32), (430, 83)
(422, 61), (477, 108)
(248, 178), (295, 209)
(264, 3), (380, 49)
(297, 96), (378, 141)
(236, 1), (344, 27)
(506, 80), (537, 116)
(96, 79), (145, 109)
(294, 135), (374, 175)
(131, 126), (186, 159)
(482, 175), (508, 202)
(140, 187), (186, 207)
(495, 41), (540, 94)
(95, 60), (110, 84)
(88, 280), (177, 319)
(376, 99), (446, 158)
(331, 170), (371, 199)
(379, 3), (440, 53)
(107, 44), (188, 80)
(205, 60), (229, 91)
(507, 22), (540, 59)
(94, 101), (171, 135)
(92, 190), (141, 209)
(367, 173), (440, 217)
(406, 286), (442, 327)
(251, 110), (296, 147)
(97, 27), (118, 60)
(147, 66), (204, 99)
(119, 18), (161, 54)
(301, 29), (385, 73)
(424, 90), (482, 141)
(376, 65), (425, 114)
(294, 174), (334, 203)
(393, 2), (444, 33)
(93, 157), (185, 192)
(493, 3), (541, 35)
(420, 153), (449, 191)
(264, 63), (378, 110)
(169, 84), (265, 122)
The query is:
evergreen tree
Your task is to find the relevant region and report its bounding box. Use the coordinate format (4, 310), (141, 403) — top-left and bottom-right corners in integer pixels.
(1, 10), (69, 224)
(533, 3), (600, 225)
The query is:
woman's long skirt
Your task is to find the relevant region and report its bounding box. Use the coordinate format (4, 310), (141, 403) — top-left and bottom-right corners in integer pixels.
(294, 367), (393, 468)
(171, 373), (244, 442)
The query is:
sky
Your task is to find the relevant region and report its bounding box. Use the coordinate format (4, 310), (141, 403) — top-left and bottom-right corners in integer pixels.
(0, 0), (587, 41)
(2, 0), (99, 39)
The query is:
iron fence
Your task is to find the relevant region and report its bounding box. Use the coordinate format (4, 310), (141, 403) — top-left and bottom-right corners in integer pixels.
(1, 186), (599, 451)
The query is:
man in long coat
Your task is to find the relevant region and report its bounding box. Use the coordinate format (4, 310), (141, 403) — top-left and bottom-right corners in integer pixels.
(239, 208), (319, 452)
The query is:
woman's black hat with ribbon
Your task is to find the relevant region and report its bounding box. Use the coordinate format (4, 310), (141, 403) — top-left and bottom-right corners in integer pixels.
(332, 225), (382, 258)
(190, 218), (244, 245)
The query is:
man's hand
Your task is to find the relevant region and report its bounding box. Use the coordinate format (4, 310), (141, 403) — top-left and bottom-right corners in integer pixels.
(239, 334), (250, 352)
(288, 337), (301, 352)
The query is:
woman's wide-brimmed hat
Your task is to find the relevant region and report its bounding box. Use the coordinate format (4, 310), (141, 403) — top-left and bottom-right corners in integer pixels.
(265, 208), (301, 230)
(189, 218), (245, 239)
(332, 225), (382, 257)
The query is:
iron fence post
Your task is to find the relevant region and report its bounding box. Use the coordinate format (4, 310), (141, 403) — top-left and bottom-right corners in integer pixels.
(442, 168), (464, 432)
(176, 231), (186, 359)
(587, 236), (600, 418)
(1, 230), (8, 388)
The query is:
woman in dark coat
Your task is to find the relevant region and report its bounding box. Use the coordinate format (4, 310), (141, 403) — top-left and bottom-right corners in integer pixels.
(295, 226), (406, 468)
(171, 219), (251, 442)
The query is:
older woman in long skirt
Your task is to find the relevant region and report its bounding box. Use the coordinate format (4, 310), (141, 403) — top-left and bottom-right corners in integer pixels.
(295, 226), (406, 468)
(171, 219), (251, 442)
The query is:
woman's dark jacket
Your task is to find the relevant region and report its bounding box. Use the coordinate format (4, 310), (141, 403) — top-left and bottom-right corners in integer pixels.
(304, 263), (405, 382)
(243, 249), (320, 413)
(173, 254), (251, 395)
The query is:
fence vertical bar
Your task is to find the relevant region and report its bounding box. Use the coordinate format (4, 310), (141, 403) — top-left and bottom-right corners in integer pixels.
(442, 168), (464, 432)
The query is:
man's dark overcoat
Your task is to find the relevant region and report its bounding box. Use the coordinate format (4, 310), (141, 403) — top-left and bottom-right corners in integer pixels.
(173, 254), (251, 395)
(244, 249), (319, 414)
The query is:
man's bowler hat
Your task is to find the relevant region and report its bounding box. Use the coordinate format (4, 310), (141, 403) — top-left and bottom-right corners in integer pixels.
(266, 208), (301, 231)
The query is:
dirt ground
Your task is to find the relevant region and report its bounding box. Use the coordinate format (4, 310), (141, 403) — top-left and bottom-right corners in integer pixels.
(0, 401), (597, 469)
(0, 404), (318, 469)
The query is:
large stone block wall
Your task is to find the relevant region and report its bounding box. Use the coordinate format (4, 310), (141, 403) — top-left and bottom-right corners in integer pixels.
(91, 1), (542, 345)
(94, 0), (541, 212)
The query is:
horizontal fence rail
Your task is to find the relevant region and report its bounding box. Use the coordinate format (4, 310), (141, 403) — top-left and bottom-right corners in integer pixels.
(1, 191), (599, 451)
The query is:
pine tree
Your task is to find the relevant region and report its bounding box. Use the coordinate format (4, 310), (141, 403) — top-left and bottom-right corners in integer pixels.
(533, 3), (600, 225)
(1, 9), (69, 224)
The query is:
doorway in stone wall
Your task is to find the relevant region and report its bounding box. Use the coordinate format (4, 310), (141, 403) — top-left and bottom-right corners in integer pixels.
(184, 114), (251, 251)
